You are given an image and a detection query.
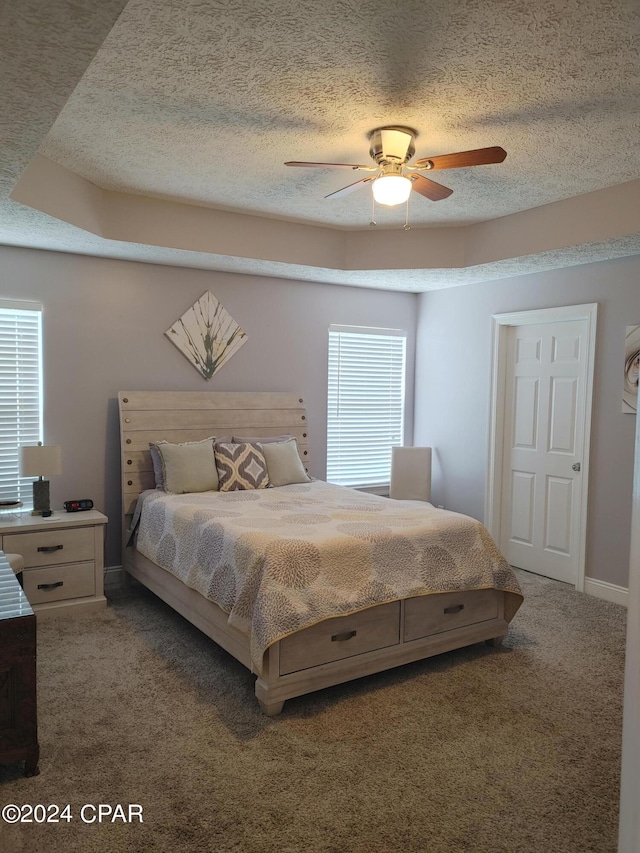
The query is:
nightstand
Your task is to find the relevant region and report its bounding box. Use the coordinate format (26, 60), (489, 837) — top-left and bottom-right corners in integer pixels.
(0, 510), (108, 617)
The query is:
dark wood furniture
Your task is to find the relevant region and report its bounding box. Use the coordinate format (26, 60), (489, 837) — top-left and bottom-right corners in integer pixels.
(0, 551), (39, 776)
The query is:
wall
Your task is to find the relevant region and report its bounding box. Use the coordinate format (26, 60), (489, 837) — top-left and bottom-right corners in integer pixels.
(414, 253), (640, 589)
(2, 245), (417, 566)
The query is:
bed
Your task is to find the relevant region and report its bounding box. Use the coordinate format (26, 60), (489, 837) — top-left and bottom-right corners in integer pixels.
(119, 391), (522, 715)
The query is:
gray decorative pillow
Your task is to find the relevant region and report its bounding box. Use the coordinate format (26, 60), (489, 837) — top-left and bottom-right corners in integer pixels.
(215, 442), (269, 491)
(149, 443), (165, 489)
(231, 434), (294, 444)
(155, 437), (218, 494)
(261, 438), (311, 487)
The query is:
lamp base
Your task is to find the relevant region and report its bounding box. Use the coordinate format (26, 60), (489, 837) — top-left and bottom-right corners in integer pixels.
(31, 479), (50, 515)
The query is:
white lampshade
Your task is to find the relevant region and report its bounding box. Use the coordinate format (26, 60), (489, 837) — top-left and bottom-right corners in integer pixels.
(20, 444), (62, 478)
(371, 174), (412, 206)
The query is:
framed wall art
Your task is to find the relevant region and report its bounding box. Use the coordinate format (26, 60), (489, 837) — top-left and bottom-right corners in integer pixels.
(165, 291), (247, 380)
(623, 325), (640, 413)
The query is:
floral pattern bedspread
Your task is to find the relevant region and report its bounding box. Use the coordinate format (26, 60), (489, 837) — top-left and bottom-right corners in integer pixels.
(134, 480), (523, 674)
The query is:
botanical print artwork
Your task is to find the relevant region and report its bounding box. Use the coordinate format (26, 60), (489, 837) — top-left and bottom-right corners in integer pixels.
(623, 325), (640, 413)
(165, 291), (247, 380)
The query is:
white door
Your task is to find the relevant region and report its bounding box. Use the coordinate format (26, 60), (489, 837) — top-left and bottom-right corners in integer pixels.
(499, 319), (589, 584)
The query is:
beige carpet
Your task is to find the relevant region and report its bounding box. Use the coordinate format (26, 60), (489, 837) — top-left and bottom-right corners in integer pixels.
(0, 570), (626, 853)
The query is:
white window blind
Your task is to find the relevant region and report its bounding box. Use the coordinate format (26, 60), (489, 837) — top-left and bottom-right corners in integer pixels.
(0, 302), (43, 508)
(327, 325), (406, 489)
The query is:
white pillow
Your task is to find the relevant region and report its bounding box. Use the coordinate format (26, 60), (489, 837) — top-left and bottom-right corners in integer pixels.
(156, 437), (218, 494)
(261, 438), (310, 487)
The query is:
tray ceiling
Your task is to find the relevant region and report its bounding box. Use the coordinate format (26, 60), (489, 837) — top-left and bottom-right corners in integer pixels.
(1, 0), (639, 291)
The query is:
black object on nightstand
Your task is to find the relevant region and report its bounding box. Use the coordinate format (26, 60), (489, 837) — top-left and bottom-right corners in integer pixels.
(63, 499), (94, 512)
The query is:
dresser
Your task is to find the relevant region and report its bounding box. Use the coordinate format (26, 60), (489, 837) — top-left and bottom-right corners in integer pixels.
(0, 551), (39, 776)
(0, 511), (108, 617)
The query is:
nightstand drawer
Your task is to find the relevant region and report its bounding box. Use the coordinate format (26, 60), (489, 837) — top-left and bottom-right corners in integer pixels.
(4, 527), (95, 568)
(22, 562), (96, 604)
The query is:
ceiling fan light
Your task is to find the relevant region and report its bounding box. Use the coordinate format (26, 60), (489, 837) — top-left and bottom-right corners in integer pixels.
(372, 174), (412, 206)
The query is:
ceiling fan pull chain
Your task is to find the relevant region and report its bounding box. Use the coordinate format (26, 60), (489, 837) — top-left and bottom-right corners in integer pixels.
(404, 197), (411, 231)
(369, 193), (376, 227)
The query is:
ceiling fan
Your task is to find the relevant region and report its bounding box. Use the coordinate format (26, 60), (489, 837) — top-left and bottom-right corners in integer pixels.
(285, 126), (506, 209)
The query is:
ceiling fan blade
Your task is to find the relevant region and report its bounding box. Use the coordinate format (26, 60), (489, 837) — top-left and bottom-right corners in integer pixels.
(325, 176), (376, 199)
(285, 161), (375, 171)
(408, 174), (453, 201)
(413, 146), (507, 170)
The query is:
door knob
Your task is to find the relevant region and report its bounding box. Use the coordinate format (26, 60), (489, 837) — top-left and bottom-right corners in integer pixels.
(572, 462), (581, 472)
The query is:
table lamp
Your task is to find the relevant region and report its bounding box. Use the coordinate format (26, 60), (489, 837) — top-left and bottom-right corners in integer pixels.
(19, 442), (62, 515)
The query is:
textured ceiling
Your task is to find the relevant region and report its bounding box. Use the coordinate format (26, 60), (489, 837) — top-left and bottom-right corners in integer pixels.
(1, 0), (640, 290)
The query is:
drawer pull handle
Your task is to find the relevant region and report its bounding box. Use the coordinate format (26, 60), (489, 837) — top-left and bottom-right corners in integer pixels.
(331, 630), (357, 642)
(37, 581), (64, 591)
(444, 604), (464, 615)
(37, 545), (64, 553)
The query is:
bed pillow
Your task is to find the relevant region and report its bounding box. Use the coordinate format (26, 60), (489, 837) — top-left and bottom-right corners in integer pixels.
(231, 434), (294, 444)
(215, 442), (270, 491)
(148, 443), (165, 489)
(155, 437), (218, 494)
(150, 436), (232, 490)
(261, 438), (311, 487)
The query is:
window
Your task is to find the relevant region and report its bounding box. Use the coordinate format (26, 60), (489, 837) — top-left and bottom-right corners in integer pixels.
(0, 301), (43, 508)
(327, 325), (406, 489)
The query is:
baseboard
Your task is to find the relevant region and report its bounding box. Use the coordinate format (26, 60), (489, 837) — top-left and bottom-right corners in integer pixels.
(584, 577), (628, 607)
(104, 565), (124, 588)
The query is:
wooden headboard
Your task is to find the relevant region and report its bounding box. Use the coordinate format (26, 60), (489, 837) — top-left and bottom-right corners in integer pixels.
(118, 391), (310, 539)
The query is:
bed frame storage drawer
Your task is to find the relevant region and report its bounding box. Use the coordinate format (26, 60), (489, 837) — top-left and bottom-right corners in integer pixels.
(3, 527), (95, 568)
(22, 562), (96, 605)
(279, 602), (400, 675)
(404, 589), (500, 642)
